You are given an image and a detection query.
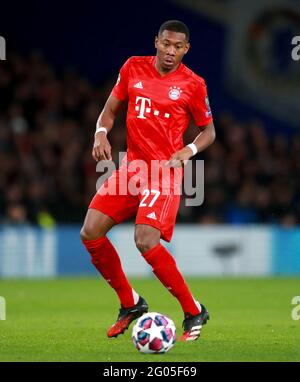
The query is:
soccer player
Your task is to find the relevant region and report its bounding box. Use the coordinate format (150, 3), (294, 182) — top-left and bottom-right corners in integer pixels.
(80, 20), (215, 341)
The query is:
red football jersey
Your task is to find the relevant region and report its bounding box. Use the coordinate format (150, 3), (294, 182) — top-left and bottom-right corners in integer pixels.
(112, 56), (213, 163)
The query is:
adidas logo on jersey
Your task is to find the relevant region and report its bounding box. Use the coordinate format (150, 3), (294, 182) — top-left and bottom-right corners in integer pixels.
(134, 81), (143, 89)
(146, 212), (157, 220)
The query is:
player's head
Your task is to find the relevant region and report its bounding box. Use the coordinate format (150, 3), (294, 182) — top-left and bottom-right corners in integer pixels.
(158, 20), (190, 42)
(155, 20), (190, 72)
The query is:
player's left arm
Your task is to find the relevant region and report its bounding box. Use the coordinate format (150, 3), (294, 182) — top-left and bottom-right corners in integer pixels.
(166, 121), (215, 167)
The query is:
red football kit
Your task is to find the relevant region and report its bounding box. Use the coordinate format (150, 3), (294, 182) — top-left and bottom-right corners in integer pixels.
(90, 56), (213, 241)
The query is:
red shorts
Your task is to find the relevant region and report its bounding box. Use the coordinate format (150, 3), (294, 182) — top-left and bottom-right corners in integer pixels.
(89, 159), (182, 242)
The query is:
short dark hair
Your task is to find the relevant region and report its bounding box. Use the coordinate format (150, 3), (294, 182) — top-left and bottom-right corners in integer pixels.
(158, 20), (190, 41)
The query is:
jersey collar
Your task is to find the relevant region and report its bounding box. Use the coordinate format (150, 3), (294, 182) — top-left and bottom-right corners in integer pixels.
(151, 56), (183, 79)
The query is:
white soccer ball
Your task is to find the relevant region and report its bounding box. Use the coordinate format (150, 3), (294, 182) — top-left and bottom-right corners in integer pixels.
(132, 312), (176, 354)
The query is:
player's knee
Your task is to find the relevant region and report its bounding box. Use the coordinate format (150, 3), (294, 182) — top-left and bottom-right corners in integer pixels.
(135, 236), (159, 254)
(80, 224), (99, 241)
(135, 225), (160, 254)
(135, 239), (154, 254)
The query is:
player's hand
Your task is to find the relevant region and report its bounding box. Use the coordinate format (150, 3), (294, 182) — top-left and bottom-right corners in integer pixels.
(92, 132), (112, 161)
(165, 146), (194, 168)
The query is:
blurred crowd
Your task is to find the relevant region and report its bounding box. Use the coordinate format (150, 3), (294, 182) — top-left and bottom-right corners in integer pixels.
(0, 51), (299, 227)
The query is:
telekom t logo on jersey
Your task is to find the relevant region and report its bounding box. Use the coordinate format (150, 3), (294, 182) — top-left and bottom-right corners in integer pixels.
(135, 96), (150, 119)
(135, 96), (170, 119)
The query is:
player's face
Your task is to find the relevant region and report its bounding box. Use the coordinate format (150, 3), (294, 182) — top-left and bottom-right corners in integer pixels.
(155, 30), (190, 73)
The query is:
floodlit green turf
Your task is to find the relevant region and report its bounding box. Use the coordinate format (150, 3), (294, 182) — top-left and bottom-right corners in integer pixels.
(0, 277), (299, 362)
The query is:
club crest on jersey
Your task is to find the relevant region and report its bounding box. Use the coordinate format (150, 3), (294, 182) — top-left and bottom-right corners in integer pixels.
(169, 86), (182, 100)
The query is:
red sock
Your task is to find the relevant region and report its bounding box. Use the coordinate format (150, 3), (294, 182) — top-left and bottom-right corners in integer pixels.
(82, 236), (135, 308)
(142, 243), (200, 315)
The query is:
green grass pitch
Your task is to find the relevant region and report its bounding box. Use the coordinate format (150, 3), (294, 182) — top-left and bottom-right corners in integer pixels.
(0, 277), (299, 362)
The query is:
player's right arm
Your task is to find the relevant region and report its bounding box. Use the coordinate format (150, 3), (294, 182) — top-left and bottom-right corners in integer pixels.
(92, 94), (124, 162)
(93, 57), (131, 161)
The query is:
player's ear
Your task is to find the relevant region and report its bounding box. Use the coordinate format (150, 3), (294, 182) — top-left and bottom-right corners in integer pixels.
(154, 36), (159, 48)
(184, 42), (190, 54)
